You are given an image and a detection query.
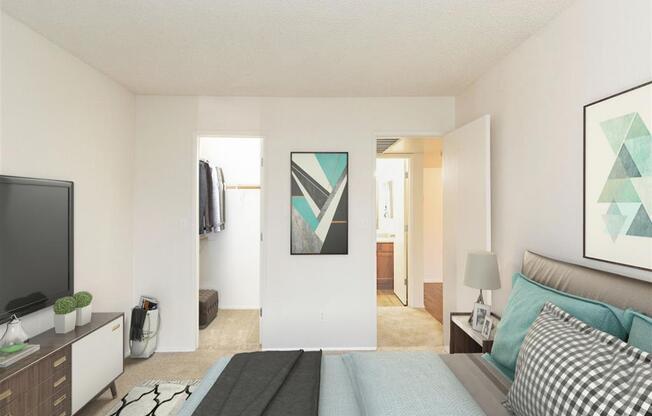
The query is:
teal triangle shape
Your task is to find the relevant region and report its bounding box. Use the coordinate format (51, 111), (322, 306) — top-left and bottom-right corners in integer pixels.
(608, 144), (641, 179)
(607, 155), (629, 179)
(598, 178), (641, 203)
(624, 134), (652, 177)
(603, 201), (626, 241)
(625, 204), (652, 237)
(315, 153), (347, 188)
(601, 113), (635, 154)
(607, 200), (622, 215)
(292, 196), (318, 231)
(625, 113), (651, 140)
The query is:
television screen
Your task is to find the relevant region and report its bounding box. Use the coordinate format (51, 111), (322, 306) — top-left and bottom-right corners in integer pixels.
(0, 175), (73, 323)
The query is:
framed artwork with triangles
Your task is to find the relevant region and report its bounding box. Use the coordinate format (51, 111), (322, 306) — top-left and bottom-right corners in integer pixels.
(584, 81), (652, 270)
(291, 152), (348, 255)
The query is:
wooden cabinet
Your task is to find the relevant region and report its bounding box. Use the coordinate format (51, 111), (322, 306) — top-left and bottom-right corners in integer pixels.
(72, 316), (123, 414)
(376, 242), (394, 290)
(0, 346), (71, 416)
(0, 313), (123, 416)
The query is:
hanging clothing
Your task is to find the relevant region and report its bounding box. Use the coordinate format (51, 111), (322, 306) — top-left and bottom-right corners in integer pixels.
(199, 160), (210, 234)
(212, 167), (226, 232)
(199, 160), (226, 234)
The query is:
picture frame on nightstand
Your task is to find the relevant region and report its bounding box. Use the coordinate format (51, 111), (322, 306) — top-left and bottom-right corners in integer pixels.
(481, 316), (493, 339)
(471, 302), (490, 331)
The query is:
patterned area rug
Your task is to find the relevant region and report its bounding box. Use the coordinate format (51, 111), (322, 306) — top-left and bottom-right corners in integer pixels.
(107, 380), (199, 416)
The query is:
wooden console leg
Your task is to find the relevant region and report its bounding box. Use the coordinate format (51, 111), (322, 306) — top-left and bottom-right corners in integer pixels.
(109, 381), (117, 399)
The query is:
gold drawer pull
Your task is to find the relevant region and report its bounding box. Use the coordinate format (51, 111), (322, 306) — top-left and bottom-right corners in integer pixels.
(54, 394), (67, 406)
(112, 323), (121, 332)
(53, 356), (67, 368)
(54, 375), (67, 388)
(0, 388), (11, 401)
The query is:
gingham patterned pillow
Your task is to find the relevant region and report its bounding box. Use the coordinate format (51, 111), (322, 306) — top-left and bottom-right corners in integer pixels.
(505, 302), (652, 416)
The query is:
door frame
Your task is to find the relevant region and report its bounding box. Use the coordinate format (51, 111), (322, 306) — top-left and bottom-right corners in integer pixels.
(374, 133), (443, 309)
(375, 156), (410, 305)
(195, 131), (266, 347)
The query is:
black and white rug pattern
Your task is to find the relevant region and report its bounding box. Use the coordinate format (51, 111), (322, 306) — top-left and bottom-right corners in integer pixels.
(107, 379), (199, 416)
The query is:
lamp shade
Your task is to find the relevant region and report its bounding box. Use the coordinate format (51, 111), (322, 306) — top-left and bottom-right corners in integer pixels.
(464, 251), (501, 290)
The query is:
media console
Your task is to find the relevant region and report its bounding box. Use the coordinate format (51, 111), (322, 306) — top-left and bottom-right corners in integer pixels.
(0, 313), (124, 415)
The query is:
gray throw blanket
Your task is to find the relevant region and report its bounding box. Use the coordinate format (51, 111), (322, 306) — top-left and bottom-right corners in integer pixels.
(193, 350), (321, 416)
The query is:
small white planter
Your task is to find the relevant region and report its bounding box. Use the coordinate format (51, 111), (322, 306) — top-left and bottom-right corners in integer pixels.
(76, 304), (92, 326)
(54, 312), (76, 334)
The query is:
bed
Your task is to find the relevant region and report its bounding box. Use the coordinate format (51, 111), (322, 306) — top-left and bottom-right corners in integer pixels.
(178, 251), (652, 416)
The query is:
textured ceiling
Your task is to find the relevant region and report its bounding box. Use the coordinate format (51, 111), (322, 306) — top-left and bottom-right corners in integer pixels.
(1, 0), (572, 96)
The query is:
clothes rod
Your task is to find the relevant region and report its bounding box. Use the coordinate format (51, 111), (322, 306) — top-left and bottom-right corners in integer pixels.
(225, 185), (261, 190)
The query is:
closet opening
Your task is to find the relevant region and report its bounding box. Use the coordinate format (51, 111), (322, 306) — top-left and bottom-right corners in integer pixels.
(197, 136), (263, 351)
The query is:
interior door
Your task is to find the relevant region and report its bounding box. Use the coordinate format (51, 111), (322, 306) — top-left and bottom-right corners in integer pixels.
(442, 115), (491, 342)
(393, 160), (408, 305)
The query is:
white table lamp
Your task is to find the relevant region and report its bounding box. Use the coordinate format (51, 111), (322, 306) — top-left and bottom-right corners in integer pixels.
(464, 251), (501, 305)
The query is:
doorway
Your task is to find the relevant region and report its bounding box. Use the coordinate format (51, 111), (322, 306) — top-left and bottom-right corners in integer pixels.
(375, 137), (444, 351)
(197, 136), (262, 350)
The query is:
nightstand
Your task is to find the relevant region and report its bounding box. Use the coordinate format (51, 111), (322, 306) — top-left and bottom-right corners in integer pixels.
(449, 312), (500, 354)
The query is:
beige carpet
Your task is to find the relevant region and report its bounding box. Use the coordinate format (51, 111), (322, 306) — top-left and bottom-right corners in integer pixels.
(76, 310), (260, 416)
(377, 306), (444, 351)
(78, 305), (443, 415)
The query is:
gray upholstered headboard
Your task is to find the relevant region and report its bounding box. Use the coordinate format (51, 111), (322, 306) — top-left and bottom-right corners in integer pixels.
(521, 251), (652, 316)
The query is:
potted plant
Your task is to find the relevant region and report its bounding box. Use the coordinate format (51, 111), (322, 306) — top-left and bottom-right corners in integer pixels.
(74, 291), (93, 326)
(53, 296), (77, 334)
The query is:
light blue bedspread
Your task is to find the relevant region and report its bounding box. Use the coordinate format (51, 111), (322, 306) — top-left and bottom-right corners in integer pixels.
(178, 352), (486, 416)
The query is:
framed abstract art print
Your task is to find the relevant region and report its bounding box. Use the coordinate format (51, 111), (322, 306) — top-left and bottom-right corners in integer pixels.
(290, 152), (348, 255)
(584, 81), (652, 270)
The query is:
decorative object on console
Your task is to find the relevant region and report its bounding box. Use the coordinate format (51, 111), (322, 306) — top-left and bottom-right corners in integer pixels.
(291, 152), (348, 255)
(471, 303), (490, 331)
(54, 296), (77, 334)
(464, 251), (500, 325)
(0, 314), (29, 353)
(584, 81), (652, 271)
(74, 291), (93, 326)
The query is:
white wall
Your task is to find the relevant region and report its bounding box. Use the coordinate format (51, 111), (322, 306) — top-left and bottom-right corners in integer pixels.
(134, 96), (454, 350)
(199, 137), (261, 309)
(132, 96), (199, 351)
(456, 0), (652, 314)
(1, 13), (136, 352)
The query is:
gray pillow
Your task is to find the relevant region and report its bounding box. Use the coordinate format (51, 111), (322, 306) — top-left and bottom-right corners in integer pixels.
(505, 302), (652, 416)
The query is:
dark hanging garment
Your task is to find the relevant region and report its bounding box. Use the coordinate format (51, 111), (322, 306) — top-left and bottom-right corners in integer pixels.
(199, 161), (210, 234)
(206, 163), (216, 233)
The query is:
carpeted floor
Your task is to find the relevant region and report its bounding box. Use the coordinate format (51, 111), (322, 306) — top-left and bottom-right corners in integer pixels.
(377, 305), (444, 351)
(77, 297), (443, 415)
(76, 310), (260, 416)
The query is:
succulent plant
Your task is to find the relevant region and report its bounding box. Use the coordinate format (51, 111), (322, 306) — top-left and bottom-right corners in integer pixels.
(73, 291), (93, 308)
(53, 296), (76, 315)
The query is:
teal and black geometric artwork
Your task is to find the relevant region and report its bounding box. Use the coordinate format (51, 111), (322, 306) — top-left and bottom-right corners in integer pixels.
(291, 152), (348, 254)
(598, 112), (652, 241)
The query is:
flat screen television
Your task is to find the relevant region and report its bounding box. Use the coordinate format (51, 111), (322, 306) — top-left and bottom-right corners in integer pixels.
(0, 175), (74, 323)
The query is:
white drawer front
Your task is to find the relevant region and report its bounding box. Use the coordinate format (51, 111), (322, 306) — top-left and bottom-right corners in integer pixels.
(72, 317), (123, 414)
